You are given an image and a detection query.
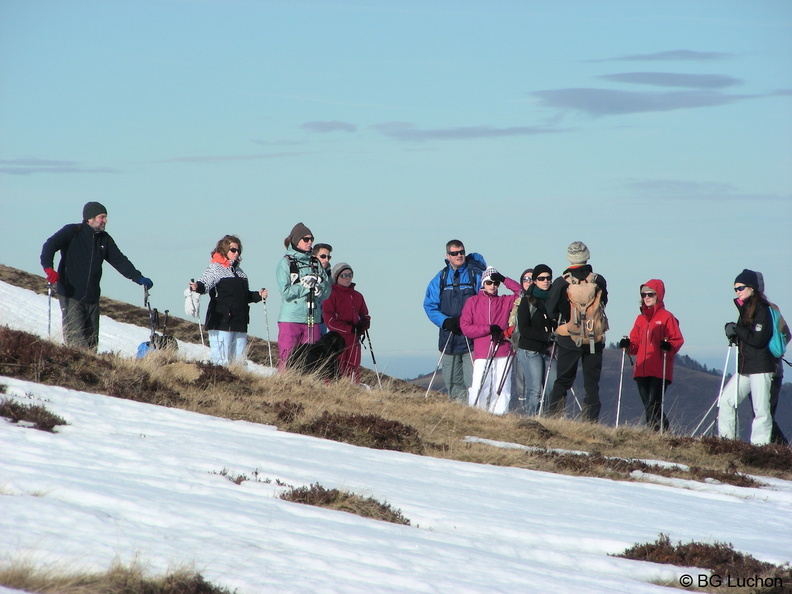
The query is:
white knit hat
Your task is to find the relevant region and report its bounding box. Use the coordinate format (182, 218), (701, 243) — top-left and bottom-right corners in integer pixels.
(480, 266), (498, 287)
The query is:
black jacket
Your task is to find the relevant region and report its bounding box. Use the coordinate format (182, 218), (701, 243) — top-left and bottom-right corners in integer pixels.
(734, 299), (776, 375)
(196, 260), (262, 333)
(40, 223), (142, 303)
(516, 288), (552, 354)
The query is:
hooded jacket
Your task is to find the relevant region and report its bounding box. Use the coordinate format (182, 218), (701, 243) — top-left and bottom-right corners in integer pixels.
(627, 279), (684, 381)
(732, 297), (776, 375)
(276, 247), (331, 324)
(459, 276), (521, 360)
(323, 282), (370, 347)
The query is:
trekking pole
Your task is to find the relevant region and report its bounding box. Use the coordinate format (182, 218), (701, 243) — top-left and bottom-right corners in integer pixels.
(570, 386), (583, 412)
(262, 295), (273, 368)
(365, 330), (383, 390)
(425, 333), (452, 398)
(496, 349), (515, 396)
(538, 342), (557, 417)
(47, 283), (53, 339)
(474, 338), (499, 408)
(660, 346), (668, 435)
(616, 339), (627, 428)
(692, 342), (733, 436)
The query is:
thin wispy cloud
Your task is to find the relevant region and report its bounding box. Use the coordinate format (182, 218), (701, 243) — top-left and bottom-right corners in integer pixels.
(301, 120), (357, 133)
(162, 152), (308, 163)
(0, 158), (119, 175)
(532, 88), (747, 116)
(593, 50), (733, 62)
(373, 122), (564, 141)
(621, 178), (790, 202)
(597, 72), (742, 89)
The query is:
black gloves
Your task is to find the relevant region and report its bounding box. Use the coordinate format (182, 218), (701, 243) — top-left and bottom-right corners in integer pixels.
(724, 322), (737, 341)
(490, 325), (504, 340)
(442, 316), (461, 334)
(490, 272), (506, 284)
(618, 338), (630, 349)
(659, 340), (672, 352)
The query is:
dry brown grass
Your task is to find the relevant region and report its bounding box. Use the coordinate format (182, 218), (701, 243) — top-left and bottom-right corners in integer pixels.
(0, 559), (234, 594)
(2, 324), (792, 488)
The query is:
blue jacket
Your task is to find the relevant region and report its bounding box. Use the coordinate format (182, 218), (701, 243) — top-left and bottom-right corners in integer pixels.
(423, 252), (486, 355)
(276, 247), (331, 323)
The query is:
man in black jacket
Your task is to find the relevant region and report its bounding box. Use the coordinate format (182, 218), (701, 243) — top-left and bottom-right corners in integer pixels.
(545, 241), (608, 422)
(40, 202), (153, 350)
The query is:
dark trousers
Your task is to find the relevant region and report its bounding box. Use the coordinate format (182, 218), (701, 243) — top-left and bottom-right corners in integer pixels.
(547, 342), (603, 421)
(635, 376), (670, 431)
(59, 296), (100, 351)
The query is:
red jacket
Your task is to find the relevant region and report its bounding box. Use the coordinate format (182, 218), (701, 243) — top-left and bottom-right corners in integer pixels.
(628, 279), (684, 381)
(322, 283), (370, 347)
(460, 277), (521, 360)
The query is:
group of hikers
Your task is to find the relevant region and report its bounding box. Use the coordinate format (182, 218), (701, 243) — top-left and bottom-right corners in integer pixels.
(40, 203), (788, 446)
(423, 239), (788, 446)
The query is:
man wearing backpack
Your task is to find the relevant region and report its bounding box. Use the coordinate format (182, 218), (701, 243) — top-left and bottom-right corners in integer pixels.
(545, 241), (608, 422)
(424, 240), (486, 403)
(40, 202), (153, 351)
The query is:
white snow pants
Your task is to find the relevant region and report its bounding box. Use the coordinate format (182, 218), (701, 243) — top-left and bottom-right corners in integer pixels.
(468, 356), (512, 415)
(717, 371), (773, 445)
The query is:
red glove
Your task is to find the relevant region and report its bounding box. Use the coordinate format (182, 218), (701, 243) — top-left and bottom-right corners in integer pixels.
(44, 268), (58, 284)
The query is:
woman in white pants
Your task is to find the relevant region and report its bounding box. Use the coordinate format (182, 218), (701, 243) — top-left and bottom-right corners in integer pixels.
(717, 269), (776, 445)
(460, 267), (521, 414)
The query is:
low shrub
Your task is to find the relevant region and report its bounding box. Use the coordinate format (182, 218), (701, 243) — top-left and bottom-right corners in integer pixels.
(297, 411), (423, 454)
(280, 482), (410, 525)
(617, 533), (777, 579)
(0, 398), (67, 432)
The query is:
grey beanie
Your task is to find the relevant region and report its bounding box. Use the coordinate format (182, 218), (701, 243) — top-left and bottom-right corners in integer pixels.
(331, 262), (352, 283)
(83, 201), (107, 221)
(567, 241), (590, 265)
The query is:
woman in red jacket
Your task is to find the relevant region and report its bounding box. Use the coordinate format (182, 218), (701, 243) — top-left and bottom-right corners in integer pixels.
(620, 279), (684, 431)
(322, 262), (370, 383)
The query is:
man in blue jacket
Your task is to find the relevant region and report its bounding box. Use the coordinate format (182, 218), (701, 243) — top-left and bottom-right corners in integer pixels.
(424, 240), (486, 402)
(41, 202), (153, 351)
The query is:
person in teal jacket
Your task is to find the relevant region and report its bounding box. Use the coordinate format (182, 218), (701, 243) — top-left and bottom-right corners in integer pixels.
(276, 222), (331, 371)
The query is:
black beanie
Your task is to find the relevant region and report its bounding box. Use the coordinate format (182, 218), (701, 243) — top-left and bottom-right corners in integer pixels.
(734, 269), (759, 290)
(532, 264), (553, 280)
(83, 202), (107, 221)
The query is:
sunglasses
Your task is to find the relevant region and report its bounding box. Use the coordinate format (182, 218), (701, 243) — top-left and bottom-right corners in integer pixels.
(302, 236), (314, 243)
(734, 286), (749, 293)
(535, 275), (552, 282)
(339, 272), (353, 279)
(228, 248), (239, 254)
(641, 292), (656, 298)
(447, 250), (465, 257)
(522, 277), (533, 283)
(318, 254), (331, 260)
(484, 280), (500, 286)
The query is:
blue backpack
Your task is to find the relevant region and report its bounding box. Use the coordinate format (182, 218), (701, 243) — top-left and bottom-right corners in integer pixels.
(767, 304), (789, 358)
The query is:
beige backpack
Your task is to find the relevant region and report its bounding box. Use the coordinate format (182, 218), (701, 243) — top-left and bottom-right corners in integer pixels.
(555, 272), (608, 352)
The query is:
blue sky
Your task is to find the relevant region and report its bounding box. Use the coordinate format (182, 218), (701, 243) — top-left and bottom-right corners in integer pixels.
(2, 0), (791, 379)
